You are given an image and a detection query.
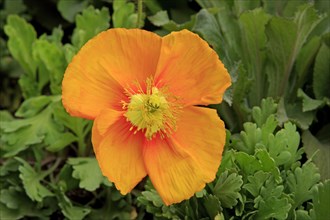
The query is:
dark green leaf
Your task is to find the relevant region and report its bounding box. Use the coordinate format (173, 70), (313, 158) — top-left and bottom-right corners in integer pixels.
(214, 171), (243, 208)
(57, 0), (89, 22)
(313, 43), (330, 99)
(311, 180), (330, 219)
(302, 127), (330, 181)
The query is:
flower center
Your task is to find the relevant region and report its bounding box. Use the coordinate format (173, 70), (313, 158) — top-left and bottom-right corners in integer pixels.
(123, 80), (179, 140)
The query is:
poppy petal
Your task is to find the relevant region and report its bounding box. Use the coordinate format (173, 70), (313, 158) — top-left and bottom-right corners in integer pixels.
(62, 28), (162, 119)
(172, 106), (225, 182)
(143, 106), (225, 205)
(154, 30), (231, 106)
(92, 111), (147, 194)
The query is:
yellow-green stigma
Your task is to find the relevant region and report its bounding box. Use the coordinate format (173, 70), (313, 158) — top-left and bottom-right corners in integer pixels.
(124, 86), (177, 140)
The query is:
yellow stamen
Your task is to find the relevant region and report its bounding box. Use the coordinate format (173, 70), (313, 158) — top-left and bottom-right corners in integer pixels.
(123, 79), (180, 139)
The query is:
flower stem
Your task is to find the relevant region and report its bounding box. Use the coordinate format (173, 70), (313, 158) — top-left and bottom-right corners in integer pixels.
(136, 0), (143, 28)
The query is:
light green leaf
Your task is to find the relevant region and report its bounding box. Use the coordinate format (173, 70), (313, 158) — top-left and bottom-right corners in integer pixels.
(63, 44), (78, 63)
(57, 0), (89, 22)
(4, 15), (37, 77)
(286, 162), (320, 209)
(68, 158), (110, 191)
(254, 176), (291, 220)
(313, 43), (330, 99)
(0, 187), (39, 219)
(267, 122), (302, 168)
(4, 15), (38, 98)
(15, 95), (52, 118)
(112, 0), (139, 28)
(0, 97), (64, 157)
(252, 97), (277, 127)
(72, 6), (110, 48)
(47, 132), (77, 152)
(213, 171), (243, 208)
(243, 171), (270, 197)
(16, 158), (53, 202)
(33, 39), (67, 94)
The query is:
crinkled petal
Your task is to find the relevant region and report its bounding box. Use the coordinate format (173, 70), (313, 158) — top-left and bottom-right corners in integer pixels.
(62, 28), (162, 119)
(154, 30), (231, 106)
(92, 110), (147, 194)
(143, 106), (226, 205)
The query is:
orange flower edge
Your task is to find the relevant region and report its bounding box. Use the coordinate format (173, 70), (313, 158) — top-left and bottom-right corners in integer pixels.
(62, 28), (231, 205)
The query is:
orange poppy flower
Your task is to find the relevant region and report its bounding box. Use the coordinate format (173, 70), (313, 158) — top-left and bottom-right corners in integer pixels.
(62, 28), (231, 205)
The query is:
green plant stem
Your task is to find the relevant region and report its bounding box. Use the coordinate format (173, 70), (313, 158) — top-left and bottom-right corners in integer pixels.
(136, 0), (143, 28)
(41, 158), (62, 179)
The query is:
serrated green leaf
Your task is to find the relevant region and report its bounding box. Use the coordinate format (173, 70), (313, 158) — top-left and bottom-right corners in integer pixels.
(112, 1), (137, 28)
(252, 97), (277, 127)
(254, 175), (291, 220)
(313, 43), (330, 99)
(243, 171), (270, 197)
(33, 39), (67, 95)
(267, 122), (302, 168)
(68, 157), (110, 191)
(72, 6), (110, 48)
(202, 195), (222, 219)
(0, 187), (45, 219)
(4, 15), (37, 77)
(0, 97), (64, 157)
(57, 0), (89, 22)
(302, 127), (330, 181)
(16, 158), (53, 202)
(213, 171), (243, 208)
(15, 95), (52, 118)
(286, 162), (320, 209)
(4, 15), (38, 98)
(255, 150), (281, 183)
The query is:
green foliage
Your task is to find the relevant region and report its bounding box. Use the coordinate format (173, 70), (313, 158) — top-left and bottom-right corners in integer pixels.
(193, 1), (329, 133)
(72, 6), (110, 49)
(68, 157), (112, 191)
(138, 97), (326, 219)
(1, 1), (329, 219)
